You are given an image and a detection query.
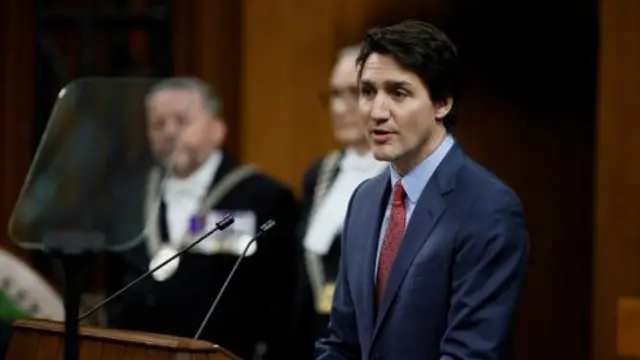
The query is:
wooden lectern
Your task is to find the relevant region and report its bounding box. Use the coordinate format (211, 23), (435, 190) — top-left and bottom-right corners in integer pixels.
(5, 318), (240, 360)
(618, 297), (640, 358)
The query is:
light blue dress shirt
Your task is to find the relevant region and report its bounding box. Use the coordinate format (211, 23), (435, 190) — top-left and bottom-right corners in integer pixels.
(374, 134), (455, 278)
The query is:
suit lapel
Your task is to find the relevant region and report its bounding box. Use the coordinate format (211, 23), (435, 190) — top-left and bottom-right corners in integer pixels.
(360, 171), (391, 341)
(371, 178), (446, 339)
(371, 145), (464, 340)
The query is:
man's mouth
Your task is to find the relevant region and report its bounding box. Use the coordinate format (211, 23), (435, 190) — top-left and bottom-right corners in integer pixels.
(371, 129), (394, 143)
(372, 129), (391, 135)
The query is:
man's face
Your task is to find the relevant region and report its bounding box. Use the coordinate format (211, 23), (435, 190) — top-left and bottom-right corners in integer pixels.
(359, 53), (451, 173)
(329, 53), (367, 146)
(146, 89), (223, 176)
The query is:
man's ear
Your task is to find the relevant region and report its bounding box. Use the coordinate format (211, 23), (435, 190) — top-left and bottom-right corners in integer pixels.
(434, 97), (453, 120)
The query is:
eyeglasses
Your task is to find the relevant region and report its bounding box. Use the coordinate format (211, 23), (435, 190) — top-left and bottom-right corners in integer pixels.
(319, 86), (359, 107)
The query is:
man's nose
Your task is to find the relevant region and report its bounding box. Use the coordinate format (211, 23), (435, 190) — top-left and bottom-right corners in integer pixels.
(371, 95), (390, 120)
(164, 121), (181, 138)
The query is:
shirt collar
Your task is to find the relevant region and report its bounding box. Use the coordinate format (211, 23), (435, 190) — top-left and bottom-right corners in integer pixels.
(389, 134), (455, 203)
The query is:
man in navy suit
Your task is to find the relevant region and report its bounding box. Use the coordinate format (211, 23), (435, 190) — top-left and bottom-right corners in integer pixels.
(316, 21), (530, 360)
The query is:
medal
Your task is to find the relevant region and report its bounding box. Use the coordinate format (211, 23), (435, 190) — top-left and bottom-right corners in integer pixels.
(189, 215), (206, 236)
(148, 214), (207, 282)
(149, 245), (180, 282)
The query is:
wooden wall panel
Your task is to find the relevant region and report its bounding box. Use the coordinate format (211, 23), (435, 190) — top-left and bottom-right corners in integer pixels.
(593, 0), (640, 359)
(240, 0), (337, 192)
(331, 0), (368, 47)
(172, 0), (242, 160)
(0, 0), (34, 260)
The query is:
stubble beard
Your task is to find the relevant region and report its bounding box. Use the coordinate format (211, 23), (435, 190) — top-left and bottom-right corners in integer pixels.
(390, 126), (446, 176)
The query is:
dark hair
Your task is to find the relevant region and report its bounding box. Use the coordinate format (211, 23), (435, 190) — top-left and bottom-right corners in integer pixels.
(356, 20), (462, 130)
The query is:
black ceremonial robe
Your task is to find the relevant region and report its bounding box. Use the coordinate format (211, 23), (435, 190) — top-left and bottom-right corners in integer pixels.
(292, 150), (344, 359)
(105, 153), (299, 360)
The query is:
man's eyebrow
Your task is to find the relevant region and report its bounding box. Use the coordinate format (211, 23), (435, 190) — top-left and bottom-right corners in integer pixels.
(384, 80), (412, 87)
(359, 79), (412, 88)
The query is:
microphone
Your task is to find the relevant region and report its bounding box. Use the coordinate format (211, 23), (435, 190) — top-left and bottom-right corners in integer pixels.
(193, 219), (276, 340)
(78, 214), (235, 322)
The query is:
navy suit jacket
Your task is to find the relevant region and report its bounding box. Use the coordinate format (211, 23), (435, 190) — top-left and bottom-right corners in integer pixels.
(316, 144), (530, 360)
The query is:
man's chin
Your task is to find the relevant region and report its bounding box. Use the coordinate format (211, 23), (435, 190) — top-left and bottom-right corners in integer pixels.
(371, 147), (396, 162)
(167, 156), (197, 177)
(335, 129), (363, 144)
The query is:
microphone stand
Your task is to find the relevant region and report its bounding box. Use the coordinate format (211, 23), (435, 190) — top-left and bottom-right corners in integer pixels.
(43, 232), (105, 360)
(79, 214), (235, 322)
(44, 213), (233, 360)
(194, 219), (276, 340)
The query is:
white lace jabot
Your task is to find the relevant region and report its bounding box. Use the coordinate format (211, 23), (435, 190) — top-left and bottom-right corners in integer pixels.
(162, 151), (222, 245)
(303, 148), (387, 255)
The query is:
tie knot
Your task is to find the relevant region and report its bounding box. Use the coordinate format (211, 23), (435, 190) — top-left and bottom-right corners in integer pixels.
(392, 181), (405, 206)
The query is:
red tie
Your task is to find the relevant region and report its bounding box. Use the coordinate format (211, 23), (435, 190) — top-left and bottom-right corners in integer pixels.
(376, 181), (407, 308)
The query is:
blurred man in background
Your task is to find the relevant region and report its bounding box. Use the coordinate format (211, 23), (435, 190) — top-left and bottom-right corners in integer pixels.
(293, 45), (386, 358)
(105, 77), (299, 360)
